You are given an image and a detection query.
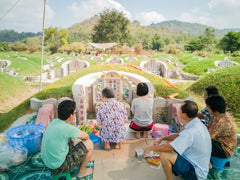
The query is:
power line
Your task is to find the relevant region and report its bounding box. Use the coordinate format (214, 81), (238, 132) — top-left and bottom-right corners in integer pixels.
(0, 0), (22, 21)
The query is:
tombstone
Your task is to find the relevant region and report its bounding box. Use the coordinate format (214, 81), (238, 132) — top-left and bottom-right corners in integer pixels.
(68, 59), (88, 74)
(106, 57), (124, 64)
(141, 59), (168, 77)
(35, 104), (55, 128)
(54, 68), (63, 78)
(93, 71), (132, 117)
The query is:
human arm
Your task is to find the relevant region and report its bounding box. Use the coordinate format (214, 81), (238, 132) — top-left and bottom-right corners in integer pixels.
(77, 131), (89, 141)
(143, 143), (174, 158)
(154, 133), (179, 145)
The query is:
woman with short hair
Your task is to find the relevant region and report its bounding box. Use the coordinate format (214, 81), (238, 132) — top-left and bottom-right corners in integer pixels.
(206, 95), (237, 158)
(129, 82), (153, 139)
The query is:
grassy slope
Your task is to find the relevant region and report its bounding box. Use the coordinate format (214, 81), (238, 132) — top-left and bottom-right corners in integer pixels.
(179, 54), (227, 75)
(0, 72), (36, 111)
(0, 64), (188, 132)
(188, 65), (240, 128)
(0, 52), (50, 76)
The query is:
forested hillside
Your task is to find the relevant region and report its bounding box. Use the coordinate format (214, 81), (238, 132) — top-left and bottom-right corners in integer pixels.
(0, 30), (41, 42)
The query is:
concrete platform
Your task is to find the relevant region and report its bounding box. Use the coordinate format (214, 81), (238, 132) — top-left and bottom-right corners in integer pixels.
(91, 138), (179, 180)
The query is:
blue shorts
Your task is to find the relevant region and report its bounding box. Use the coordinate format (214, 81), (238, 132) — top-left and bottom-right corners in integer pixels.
(172, 153), (198, 180)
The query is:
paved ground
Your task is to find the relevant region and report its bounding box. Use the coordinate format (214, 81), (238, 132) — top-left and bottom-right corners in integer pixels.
(91, 138), (179, 180)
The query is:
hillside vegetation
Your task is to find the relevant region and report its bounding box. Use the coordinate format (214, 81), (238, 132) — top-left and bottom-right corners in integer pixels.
(188, 65), (240, 127)
(150, 20), (240, 38)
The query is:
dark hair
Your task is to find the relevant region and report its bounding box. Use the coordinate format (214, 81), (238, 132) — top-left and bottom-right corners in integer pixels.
(206, 95), (226, 113)
(181, 100), (198, 118)
(102, 88), (115, 98)
(58, 100), (76, 120)
(205, 86), (219, 97)
(136, 82), (149, 96)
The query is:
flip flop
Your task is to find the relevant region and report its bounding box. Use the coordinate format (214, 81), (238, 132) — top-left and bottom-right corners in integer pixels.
(77, 168), (93, 179)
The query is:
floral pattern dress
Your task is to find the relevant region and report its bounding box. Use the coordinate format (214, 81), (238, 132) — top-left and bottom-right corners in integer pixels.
(97, 98), (127, 143)
(208, 114), (237, 157)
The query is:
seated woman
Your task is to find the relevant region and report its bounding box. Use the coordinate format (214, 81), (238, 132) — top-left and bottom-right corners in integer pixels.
(206, 95), (237, 158)
(129, 82), (153, 139)
(96, 88), (128, 150)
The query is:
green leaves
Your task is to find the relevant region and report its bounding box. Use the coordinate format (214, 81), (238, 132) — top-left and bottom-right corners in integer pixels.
(92, 9), (130, 45)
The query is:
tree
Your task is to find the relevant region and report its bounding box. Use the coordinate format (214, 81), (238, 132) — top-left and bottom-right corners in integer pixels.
(92, 9), (130, 45)
(184, 28), (217, 52)
(218, 31), (240, 53)
(151, 34), (165, 51)
(184, 38), (204, 52)
(45, 27), (68, 53)
(201, 28), (217, 50)
(142, 38), (152, 50)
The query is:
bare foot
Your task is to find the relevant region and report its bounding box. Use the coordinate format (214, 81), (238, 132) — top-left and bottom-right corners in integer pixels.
(77, 168), (93, 178)
(143, 131), (148, 138)
(115, 143), (121, 149)
(104, 142), (111, 150)
(136, 132), (141, 139)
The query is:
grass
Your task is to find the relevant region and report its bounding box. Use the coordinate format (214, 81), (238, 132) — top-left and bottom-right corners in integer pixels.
(182, 59), (217, 75)
(0, 52), (51, 76)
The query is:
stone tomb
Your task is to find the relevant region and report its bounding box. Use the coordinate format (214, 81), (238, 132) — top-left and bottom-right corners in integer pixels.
(72, 71), (154, 125)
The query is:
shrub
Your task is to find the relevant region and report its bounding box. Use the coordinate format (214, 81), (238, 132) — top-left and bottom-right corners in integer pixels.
(11, 43), (27, 51)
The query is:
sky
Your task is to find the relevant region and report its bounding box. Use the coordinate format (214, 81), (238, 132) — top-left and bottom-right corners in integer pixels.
(0, 0), (240, 32)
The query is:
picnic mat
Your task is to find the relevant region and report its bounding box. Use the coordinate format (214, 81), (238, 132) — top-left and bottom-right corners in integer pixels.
(0, 152), (94, 180)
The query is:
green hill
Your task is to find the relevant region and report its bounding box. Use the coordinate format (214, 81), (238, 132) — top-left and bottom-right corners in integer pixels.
(150, 20), (240, 39)
(188, 65), (240, 127)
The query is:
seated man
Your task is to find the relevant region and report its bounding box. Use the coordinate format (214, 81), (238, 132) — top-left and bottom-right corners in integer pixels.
(198, 86), (219, 127)
(41, 100), (93, 178)
(143, 100), (211, 180)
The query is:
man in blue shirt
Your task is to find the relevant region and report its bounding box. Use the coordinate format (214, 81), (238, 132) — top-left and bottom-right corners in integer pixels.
(143, 100), (211, 180)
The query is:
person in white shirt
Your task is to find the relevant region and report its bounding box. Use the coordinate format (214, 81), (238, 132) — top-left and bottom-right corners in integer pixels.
(143, 100), (211, 180)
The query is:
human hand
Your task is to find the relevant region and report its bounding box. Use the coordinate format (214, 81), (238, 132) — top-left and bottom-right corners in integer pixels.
(143, 148), (150, 159)
(153, 137), (163, 146)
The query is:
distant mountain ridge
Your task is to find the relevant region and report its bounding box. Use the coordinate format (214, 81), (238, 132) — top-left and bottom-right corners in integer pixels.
(150, 20), (240, 38)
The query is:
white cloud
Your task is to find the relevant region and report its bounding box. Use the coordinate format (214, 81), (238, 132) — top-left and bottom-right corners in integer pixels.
(208, 0), (240, 28)
(208, 0), (240, 9)
(0, 0), (55, 32)
(135, 11), (166, 26)
(69, 0), (131, 22)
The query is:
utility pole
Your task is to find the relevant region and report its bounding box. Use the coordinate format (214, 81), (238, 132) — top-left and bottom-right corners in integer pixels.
(40, 0), (46, 91)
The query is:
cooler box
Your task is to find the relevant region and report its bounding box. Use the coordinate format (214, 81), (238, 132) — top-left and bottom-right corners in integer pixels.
(152, 123), (169, 137)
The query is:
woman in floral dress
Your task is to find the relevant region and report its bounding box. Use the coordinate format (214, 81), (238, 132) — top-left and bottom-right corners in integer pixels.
(206, 95), (237, 158)
(97, 88), (128, 150)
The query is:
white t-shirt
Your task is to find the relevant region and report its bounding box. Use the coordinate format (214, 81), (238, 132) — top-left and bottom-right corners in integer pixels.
(131, 97), (153, 127)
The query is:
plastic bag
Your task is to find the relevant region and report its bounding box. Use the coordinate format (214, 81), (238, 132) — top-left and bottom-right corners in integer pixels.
(0, 143), (12, 171)
(0, 143), (28, 171)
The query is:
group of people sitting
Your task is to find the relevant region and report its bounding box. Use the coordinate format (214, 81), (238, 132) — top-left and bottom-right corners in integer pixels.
(40, 84), (237, 179)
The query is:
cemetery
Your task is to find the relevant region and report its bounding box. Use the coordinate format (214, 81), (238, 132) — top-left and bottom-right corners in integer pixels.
(0, 50), (240, 180)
